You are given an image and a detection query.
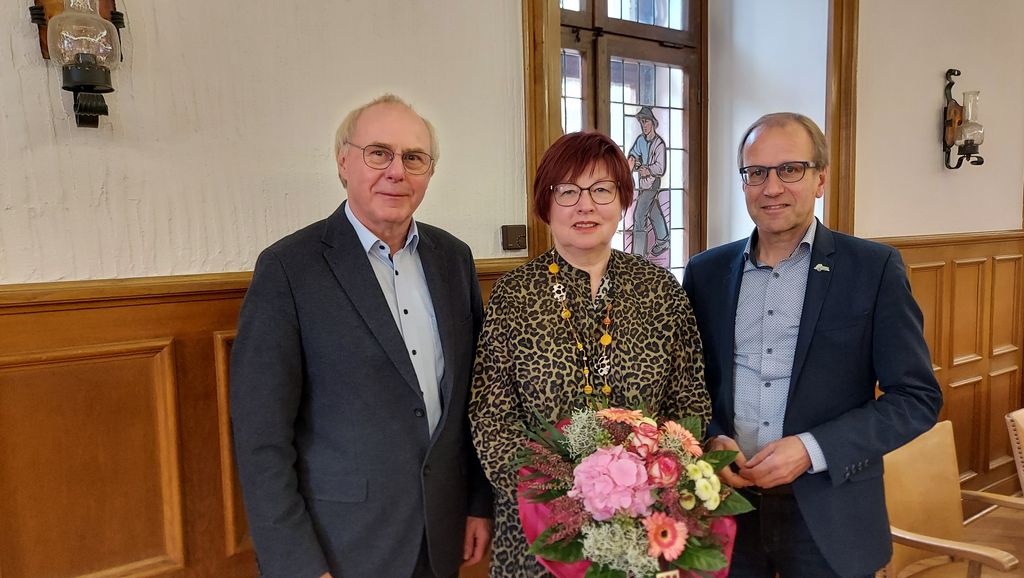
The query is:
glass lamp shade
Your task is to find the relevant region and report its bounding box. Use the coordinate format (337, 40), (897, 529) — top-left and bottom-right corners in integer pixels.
(955, 90), (985, 146)
(45, 0), (121, 71)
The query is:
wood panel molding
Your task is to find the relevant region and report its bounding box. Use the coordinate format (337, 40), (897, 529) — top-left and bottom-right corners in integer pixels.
(0, 339), (184, 578)
(824, 0), (858, 234)
(522, 0), (560, 258)
(906, 261), (946, 371)
(875, 230), (1024, 249)
(214, 331), (252, 557)
(990, 255), (1023, 357)
(950, 258), (986, 367)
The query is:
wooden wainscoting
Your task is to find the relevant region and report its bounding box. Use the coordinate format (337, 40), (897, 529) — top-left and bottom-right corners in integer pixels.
(879, 231), (1024, 511)
(0, 258), (521, 578)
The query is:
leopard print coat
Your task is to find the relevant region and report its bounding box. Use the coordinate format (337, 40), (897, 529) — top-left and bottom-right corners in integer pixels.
(469, 248), (711, 577)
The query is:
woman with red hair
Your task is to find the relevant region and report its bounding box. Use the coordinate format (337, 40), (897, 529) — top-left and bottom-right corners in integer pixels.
(469, 131), (711, 576)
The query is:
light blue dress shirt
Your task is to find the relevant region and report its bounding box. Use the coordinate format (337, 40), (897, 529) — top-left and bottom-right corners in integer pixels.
(733, 223), (827, 473)
(345, 203), (445, 435)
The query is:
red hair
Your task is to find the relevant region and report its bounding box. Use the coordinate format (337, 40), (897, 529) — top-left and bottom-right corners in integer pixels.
(532, 131), (634, 223)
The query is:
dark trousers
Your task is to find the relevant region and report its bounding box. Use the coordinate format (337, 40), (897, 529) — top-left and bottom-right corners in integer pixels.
(411, 533), (458, 578)
(729, 489), (871, 578)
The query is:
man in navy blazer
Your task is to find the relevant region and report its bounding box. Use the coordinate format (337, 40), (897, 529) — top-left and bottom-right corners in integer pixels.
(230, 94), (492, 578)
(682, 113), (941, 577)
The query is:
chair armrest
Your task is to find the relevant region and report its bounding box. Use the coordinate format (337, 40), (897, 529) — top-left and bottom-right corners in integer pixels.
(889, 526), (1019, 572)
(961, 489), (1024, 510)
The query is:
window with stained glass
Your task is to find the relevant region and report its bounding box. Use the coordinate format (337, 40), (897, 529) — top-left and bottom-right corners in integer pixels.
(557, 0), (701, 281)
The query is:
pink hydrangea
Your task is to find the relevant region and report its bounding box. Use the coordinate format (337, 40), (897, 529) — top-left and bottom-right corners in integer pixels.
(568, 445), (655, 521)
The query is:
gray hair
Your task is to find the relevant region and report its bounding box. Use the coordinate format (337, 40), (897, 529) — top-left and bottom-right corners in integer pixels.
(737, 112), (829, 171)
(333, 94), (439, 186)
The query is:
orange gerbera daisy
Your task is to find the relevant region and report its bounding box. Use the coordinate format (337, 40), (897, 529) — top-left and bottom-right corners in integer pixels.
(642, 512), (688, 561)
(662, 420), (704, 458)
(595, 408), (644, 426)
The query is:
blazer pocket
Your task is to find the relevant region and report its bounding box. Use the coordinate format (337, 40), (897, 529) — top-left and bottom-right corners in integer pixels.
(300, 473), (368, 503)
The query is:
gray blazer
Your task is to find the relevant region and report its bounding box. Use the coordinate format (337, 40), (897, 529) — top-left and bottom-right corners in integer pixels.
(230, 201), (492, 578)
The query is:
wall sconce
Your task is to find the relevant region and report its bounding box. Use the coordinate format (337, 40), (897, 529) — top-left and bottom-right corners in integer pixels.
(29, 0), (125, 128)
(942, 69), (985, 169)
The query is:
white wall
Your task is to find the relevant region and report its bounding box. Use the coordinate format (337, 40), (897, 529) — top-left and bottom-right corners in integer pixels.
(707, 0), (828, 249)
(855, 0), (1024, 238)
(0, 1), (526, 284)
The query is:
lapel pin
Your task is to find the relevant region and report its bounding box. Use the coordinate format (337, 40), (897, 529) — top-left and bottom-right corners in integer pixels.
(814, 263), (830, 272)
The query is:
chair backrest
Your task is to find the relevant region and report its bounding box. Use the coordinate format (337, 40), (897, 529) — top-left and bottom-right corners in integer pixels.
(883, 421), (965, 574)
(1008, 409), (1024, 491)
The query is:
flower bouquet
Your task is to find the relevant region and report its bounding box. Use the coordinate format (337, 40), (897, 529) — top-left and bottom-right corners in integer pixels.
(516, 407), (754, 578)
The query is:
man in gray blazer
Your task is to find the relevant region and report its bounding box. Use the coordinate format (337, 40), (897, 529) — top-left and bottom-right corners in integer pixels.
(230, 94), (493, 578)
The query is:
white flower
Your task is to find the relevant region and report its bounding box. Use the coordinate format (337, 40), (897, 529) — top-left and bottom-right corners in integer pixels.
(703, 492), (721, 511)
(685, 463), (702, 481)
(694, 477), (715, 501)
(709, 474), (721, 493)
(580, 522), (660, 576)
(564, 408), (601, 458)
(679, 490), (697, 511)
(697, 460), (715, 478)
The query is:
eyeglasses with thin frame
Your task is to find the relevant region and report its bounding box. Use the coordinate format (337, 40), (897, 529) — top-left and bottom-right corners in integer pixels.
(345, 141), (434, 175)
(739, 161), (819, 186)
(550, 180), (619, 207)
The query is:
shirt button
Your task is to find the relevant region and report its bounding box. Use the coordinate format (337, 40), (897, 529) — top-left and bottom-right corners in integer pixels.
(763, 421), (770, 427)
(414, 408), (425, 417)
(423, 465), (432, 476)
(767, 310), (774, 316)
(379, 245), (386, 251)
(395, 270), (400, 276)
(403, 309), (409, 315)
(773, 272), (780, 278)
(766, 348), (773, 354)
(411, 349), (417, 355)
(764, 382), (771, 388)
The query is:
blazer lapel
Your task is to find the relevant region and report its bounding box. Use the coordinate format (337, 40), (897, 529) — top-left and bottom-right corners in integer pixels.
(417, 231), (456, 417)
(788, 221), (836, 403)
(321, 203), (421, 396)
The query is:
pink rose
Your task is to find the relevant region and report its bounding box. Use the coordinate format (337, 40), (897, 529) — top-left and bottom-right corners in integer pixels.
(568, 446), (655, 520)
(647, 452), (681, 487)
(629, 421), (660, 458)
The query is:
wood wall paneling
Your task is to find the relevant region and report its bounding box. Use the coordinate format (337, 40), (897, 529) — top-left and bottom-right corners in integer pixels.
(0, 340), (184, 578)
(906, 261), (945, 371)
(990, 254), (1022, 356)
(881, 232), (1024, 506)
(214, 331), (252, 558)
(950, 258), (985, 368)
(0, 274), (255, 578)
(0, 260), (521, 578)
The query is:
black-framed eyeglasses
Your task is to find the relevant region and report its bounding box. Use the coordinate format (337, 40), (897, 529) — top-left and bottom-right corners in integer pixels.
(345, 141), (434, 175)
(739, 161), (819, 186)
(550, 180), (619, 207)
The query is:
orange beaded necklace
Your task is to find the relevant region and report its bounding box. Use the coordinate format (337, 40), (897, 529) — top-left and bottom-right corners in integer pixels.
(547, 257), (615, 396)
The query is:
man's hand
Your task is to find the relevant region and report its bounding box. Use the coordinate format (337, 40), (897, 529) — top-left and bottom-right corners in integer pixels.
(638, 166), (651, 178)
(462, 516), (493, 567)
(708, 435), (753, 488)
(739, 436), (811, 488)
(319, 573), (332, 578)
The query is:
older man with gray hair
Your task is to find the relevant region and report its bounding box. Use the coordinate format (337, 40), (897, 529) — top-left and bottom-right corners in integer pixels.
(231, 94), (493, 578)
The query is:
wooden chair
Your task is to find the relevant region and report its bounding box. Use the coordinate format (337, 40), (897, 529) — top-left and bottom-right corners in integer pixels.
(1008, 409), (1024, 492)
(879, 420), (1024, 577)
